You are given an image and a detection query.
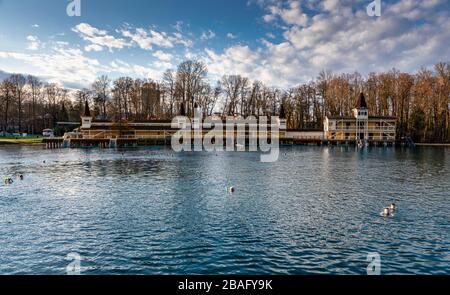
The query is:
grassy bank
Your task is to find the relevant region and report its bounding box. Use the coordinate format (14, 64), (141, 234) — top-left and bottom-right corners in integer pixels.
(0, 137), (43, 145)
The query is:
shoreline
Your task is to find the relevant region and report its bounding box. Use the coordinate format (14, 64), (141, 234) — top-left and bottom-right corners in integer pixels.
(415, 143), (450, 147)
(0, 138), (43, 146)
(1, 140), (450, 148)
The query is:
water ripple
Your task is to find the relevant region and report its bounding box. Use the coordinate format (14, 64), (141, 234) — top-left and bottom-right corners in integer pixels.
(0, 146), (449, 274)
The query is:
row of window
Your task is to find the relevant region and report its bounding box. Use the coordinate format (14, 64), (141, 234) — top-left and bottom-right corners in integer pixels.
(357, 110), (368, 116)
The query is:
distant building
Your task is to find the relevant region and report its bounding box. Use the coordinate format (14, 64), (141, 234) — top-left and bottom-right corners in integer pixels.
(70, 102), (284, 141)
(62, 95), (395, 147)
(323, 93), (396, 142)
(74, 100), (173, 140)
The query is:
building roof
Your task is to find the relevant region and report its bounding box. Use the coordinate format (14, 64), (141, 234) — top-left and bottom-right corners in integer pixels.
(356, 93), (368, 109)
(86, 125), (177, 131)
(89, 118), (175, 123)
(287, 128), (323, 132)
(327, 116), (396, 121)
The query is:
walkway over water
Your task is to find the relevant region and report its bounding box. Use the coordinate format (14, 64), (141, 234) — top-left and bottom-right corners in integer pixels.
(43, 136), (397, 149)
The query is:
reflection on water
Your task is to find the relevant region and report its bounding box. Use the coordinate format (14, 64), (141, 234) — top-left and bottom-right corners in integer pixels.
(0, 146), (449, 274)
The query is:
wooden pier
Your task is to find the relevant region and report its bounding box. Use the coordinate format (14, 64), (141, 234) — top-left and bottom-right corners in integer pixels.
(43, 138), (64, 149)
(284, 138), (395, 146)
(43, 137), (396, 149)
(43, 137), (172, 149)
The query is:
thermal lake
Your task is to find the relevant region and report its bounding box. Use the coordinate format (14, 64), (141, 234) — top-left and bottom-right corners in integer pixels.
(0, 146), (449, 274)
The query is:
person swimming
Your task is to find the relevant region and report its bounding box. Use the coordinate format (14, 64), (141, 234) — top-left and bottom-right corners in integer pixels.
(380, 207), (392, 217)
(389, 203), (397, 211)
(4, 177), (13, 185)
(228, 187), (235, 194)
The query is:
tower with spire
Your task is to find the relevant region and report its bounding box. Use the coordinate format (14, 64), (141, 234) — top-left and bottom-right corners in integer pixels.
(352, 93), (369, 142)
(81, 100), (93, 129)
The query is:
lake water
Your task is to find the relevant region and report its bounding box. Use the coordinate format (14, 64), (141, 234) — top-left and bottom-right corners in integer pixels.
(0, 146), (449, 275)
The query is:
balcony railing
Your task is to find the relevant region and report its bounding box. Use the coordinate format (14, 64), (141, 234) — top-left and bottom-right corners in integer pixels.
(332, 127), (396, 132)
(291, 135), (324, 140)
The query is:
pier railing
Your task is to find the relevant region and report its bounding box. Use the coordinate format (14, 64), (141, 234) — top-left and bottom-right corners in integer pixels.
(333, 127), (396, 132)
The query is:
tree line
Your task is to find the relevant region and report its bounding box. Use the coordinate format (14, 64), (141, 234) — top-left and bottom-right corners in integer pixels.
(0, 60), (449, 142)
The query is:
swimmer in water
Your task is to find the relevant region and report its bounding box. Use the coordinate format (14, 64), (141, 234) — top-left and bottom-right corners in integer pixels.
(380, 207), (392, 217)
(19, 174), (24, 181)
(389, 203), (396, 211)
(229, 187), (235, 194)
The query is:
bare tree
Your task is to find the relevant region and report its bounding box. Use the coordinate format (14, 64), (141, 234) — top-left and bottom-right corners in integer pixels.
(176, 60), (207, 116)
(0, 79), (14, 132)
(163, 69), (176, 117)
(91, 75), (110, 120)
(10, 74), (26, 132)
(27, 75), (42, 134)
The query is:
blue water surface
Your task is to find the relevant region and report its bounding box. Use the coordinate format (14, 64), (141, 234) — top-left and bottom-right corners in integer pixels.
(0, 146), (449, 274)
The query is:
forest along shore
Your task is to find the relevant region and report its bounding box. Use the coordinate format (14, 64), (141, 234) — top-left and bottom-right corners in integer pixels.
(1, 61), (449, 144)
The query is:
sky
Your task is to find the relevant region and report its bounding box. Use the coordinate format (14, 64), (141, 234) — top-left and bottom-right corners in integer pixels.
(0, 0), (449, 89)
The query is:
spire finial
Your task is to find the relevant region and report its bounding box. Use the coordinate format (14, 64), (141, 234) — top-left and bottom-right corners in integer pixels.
(356, 92), (368, 109)
(83, 100), (91, 117)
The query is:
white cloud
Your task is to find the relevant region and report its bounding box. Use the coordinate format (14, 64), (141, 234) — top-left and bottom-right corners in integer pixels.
(153, 50), (173, 62)
(172, 32), (194, 47)
(184, 49), (198, 60)
(322, 0), (340, 12)
(72, 23), (129, 52)
(203, 42), (306, 87)
(0, 45), (102, 87)
(120, 27), (193, 50)
(0, 43), (167, 88)
(200, 30), (216, 41)
(203, 45), (267, 83)
(85, 44), (103, 52)
(217, 0), (450, 87)
(26, 35), (40, 50)
(121, 28), (173, 50)
(226, 33), (237, 39)
(264, 0), (308, 27)
(263, 14), (276, 23)
(174, 21), (184, 32)
(4, 0), (448, 90)
(109, 59), (165, 80)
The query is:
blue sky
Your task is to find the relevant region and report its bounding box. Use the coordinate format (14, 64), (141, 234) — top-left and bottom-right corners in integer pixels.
(0, 0), (449, 89)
